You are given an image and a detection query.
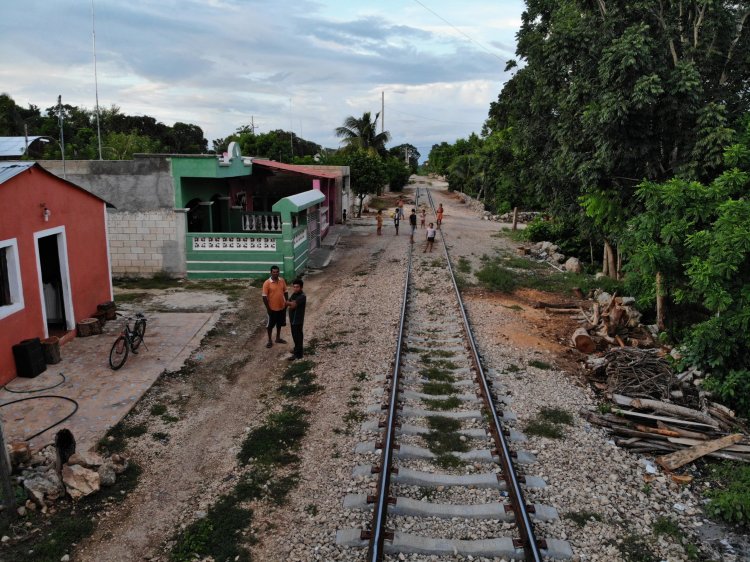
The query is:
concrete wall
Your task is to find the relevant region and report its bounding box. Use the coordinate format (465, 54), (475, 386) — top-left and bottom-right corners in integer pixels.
(107, 209), (185, 277)
(39, 156), (175, 211)
(39, 157), (186, 278)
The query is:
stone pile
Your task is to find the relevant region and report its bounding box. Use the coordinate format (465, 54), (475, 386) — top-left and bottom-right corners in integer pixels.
(7, 441), (128, 514)
(523, 240), (583, 273)
(454, 193), (542, 223)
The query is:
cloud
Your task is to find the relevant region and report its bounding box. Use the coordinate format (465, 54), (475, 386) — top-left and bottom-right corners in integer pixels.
(1, 0), (523, 158)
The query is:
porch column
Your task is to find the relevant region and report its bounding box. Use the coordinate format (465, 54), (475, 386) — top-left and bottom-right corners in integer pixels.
(279, 211), (295, 282)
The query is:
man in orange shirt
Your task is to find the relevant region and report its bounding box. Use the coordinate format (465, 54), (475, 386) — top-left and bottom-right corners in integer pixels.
(262, 265), (288, 348)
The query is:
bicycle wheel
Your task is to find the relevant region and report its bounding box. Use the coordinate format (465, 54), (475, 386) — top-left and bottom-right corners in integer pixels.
(131, 318), (147, 350)
(109, 335), (129, 370)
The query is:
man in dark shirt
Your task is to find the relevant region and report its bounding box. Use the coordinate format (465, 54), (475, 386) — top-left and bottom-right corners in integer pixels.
(285, 278), (306, 360)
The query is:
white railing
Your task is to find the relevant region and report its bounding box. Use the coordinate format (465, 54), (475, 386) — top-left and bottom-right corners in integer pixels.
(321, 206), (329, 231)
(293, 229), (307, 248)
(192, 236), (277, 251)
(241, 212), (283, 233)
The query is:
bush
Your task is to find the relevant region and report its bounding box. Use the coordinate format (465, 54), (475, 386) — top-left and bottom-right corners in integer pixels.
(705, 462), (750, 525)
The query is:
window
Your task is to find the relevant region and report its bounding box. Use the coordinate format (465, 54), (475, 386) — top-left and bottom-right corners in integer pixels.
(0, 239), (24, 320)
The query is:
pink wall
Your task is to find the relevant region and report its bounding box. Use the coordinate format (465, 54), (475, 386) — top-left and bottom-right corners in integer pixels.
(0, 166), (111, 384)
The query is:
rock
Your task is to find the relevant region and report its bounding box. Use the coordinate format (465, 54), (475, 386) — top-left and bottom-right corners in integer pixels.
(16, 505), (26, 517)
(7, 442), (31, 468)
(97, 463), (117, 487)
(1, 535), (9, 543)
(22, 468), (64, 506)
(551, 252), (566, 264)
(62, 465), (100, 500)
(564, 257), (582, 273)
(540, 241), (553, 252)
(595, 272), (607, 279)
(109, 454), (129, 475)
(596, 291), (612, 304)
(61, 555), (70, 562)
(67, 451), (104, 469)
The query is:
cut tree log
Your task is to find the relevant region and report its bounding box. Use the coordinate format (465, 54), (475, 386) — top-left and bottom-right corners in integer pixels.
(611, 408), (719, 430)
(534, 301), (578, 309)
(572, 328), (596, 353)
(613, 395), (720, 428)
(656, 433), (743, 471)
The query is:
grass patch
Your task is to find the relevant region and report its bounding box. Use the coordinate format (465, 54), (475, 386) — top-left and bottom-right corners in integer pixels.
(475, 263), (518, 293)
(170, 494), (252, 562)
(162, 414), (180, 423)
(114, 273), (181, 290)
(97, 421), (148, 454)
(457, 257), (472, 274)
(152, 431), (170, 443)
(424, 430), (470, 455)
(267, 472), (300, 505)
(422, 349), (455, 359)
(113, 292), (151, 304)
(423, 358), (459, 370)
(505, 364), (520, 373)
(422, 382), (456, 395)
(304, 338), (319, 356)
(539, 407), (574, 425)
(278, 360), (322, 398)
(652, 516), (681, 538)
(238, 407), (309, 466)
(613, 534), (656, 562)
(420, 367), (456, 383)
(565, 510), (603, 527)
(435, 453), (463, 469)
(525, 420), (564, 439)
(528, 359), (553, 370)
(354, 371), (368, 382)
(426, 416), (462, 433)
(150, 404), (168, 416)
(705, 461), (750, 525)
(423, 396), (461, 410)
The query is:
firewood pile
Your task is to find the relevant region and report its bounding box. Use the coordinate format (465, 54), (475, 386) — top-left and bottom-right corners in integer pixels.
(583, 347), (750, 467)
(570, 291), (656, 353)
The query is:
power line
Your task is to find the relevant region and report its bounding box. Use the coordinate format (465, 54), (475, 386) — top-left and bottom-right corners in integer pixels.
(410, 0), (505, 61)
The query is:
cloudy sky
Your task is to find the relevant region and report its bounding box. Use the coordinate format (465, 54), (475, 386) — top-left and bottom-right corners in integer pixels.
(1, 0), (525, 159)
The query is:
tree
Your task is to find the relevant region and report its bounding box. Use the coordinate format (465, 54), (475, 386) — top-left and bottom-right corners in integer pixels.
(384, 157), (411, 191)
(346, 149), (387, 217)
(389, 143), (420, 173)
(335, 112), (391, 156)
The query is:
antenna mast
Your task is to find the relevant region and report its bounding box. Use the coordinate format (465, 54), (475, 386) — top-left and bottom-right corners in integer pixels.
(92, 0), (103, 160)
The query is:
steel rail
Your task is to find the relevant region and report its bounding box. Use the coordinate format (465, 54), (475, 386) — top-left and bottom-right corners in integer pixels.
(366, 188), (419, 561)
(425, 187), (543, 561)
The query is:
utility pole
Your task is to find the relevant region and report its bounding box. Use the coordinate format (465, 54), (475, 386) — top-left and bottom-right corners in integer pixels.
(404, 147), (409, 164)
(91, 0), (103, 160)
(250, 116), (256, 134)
(381, 91), (385, 134)
(58, 95), (66, 178)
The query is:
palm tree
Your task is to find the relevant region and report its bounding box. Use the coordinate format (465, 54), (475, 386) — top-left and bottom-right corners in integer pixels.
(335, 111), (391, 156)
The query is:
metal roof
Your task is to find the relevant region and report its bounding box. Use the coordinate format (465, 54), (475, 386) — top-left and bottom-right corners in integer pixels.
(272, 190), (326, 214)
(0, 136), (47, 157)
(252, 158), (338, 179)
(0, 161), (34, 184)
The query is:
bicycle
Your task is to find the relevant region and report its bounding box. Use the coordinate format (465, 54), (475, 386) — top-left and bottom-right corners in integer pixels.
(109, 313), (148, 370)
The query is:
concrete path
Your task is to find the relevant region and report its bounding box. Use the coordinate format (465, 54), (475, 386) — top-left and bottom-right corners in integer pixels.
(0, 311), (217, 452)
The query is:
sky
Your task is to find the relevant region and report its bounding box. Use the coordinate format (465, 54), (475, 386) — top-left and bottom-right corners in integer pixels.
(1, 0), (526, 160)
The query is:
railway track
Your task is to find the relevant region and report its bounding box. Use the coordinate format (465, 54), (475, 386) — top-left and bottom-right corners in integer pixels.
(337, 188), (572, 561)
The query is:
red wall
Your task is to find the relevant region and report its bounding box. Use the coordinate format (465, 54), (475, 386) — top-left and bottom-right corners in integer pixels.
(0, 166), (111, 384)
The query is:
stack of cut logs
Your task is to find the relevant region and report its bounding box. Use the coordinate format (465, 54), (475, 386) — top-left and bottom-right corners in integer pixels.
(583, 347), (750, 468)
(569, 291), (656, 353)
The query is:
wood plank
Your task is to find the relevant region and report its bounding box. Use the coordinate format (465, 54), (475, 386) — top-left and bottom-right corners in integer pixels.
(611, 408), (718, 430)
(656, 434), (744, 471)
(667, 437), (750, 453)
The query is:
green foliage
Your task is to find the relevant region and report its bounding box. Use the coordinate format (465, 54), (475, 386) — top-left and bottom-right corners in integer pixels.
(383, 156), (411, 191)
(389, 143), (420, 173)
(475, 263), (518, 293)
(565, 510), (603, 527)
(705, 462), (750, 525)
(335, 111), (391, 156)
(528, 360), (553, 370)
(539, 407), (573, 425)
(423, 396), (461, 410)
(170, 495), (252, 562)
(345, 149), (387, 216)
(525, 420), (563, 439)
(237, 407), (309, 466)
(652, 517), (681, 538)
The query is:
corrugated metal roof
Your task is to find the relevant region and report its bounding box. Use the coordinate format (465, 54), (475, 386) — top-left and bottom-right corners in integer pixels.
(0, 136), (47, 157)
(272, 190), (326, 214)
(0, 161), (34, 184)
(252, 158), (338, 179)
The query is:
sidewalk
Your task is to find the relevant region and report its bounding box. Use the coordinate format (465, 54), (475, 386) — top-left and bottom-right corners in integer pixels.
(0, 311), (218, 452)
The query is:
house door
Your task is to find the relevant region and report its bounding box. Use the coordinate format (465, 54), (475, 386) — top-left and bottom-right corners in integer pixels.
(36, 232), (73, 336)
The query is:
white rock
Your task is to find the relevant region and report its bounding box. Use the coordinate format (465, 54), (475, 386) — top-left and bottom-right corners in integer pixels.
(564, 257), (582, 273)
(62, 464), (100, 500)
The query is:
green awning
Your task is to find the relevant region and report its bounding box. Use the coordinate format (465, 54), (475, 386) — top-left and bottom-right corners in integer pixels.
(272, 190), (325, 213)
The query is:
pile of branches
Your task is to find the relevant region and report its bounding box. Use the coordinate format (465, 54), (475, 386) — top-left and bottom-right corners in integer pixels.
(584, 348), (750, 467)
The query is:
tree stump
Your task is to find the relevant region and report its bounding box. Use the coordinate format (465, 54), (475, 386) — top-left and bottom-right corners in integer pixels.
(97, 301), (117, 321)
(93, 310), (107, 328)
(572, 327), (596, 353)
(77, 318), (101, 337)
(41, 337), (61, 364)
